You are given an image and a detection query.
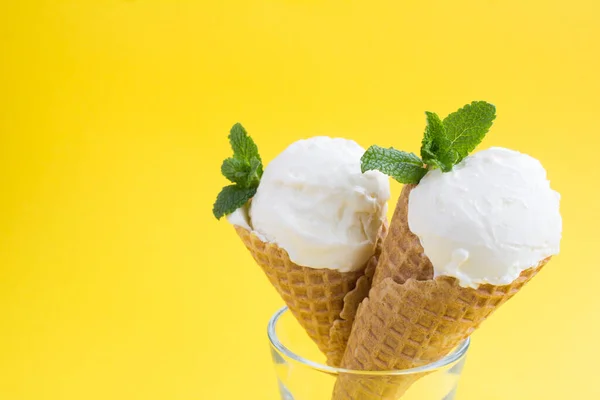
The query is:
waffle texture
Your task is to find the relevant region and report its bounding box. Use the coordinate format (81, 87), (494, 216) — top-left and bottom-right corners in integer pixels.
(235, 224), (386, 366)
(372, 185), (433, 286)
(332, 185), (549, 399)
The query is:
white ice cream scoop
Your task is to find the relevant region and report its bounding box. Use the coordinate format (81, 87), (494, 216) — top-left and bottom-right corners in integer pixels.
(408, 147), (562, 288)
(229, 136), (390, 272)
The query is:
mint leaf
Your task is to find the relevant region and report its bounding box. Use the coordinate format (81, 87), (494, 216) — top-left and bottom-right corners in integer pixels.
(215, 123), (263, 220)
(421, 111), (454, 171)
(361, 145), (427, 184)
(247, 157), (262, 187)
(221, 157), (250, 185)
(425, 157), (448, 171)
(221, 156), (263, 188)
(229, 123), (262, 164)
(441, 101), (496, 163)
(213, 185), (257, 219)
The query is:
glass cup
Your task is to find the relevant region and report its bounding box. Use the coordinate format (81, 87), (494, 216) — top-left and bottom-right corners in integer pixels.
(268, 306), (470, 400)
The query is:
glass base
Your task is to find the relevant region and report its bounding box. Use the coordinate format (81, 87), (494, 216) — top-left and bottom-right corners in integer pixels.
(268, 306), (470, 400)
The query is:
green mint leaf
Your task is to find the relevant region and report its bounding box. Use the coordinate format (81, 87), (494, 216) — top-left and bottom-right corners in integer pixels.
(247, 157), (262, 187)
(229, 123), (262, 164)
(220, 156), (263, 188)
(221, 157), (251, 185)
(435, 144), (459, 173)
(213, 185), (257, 219)
(420, 111), (453, 171)
(421, 112), (444, 160)
(361, 145), (427, 184)
(441, 101), (496, 163)
(215, 123), (264, 220)
(425, 158), (448, 171)
(227, 123), (264, 185)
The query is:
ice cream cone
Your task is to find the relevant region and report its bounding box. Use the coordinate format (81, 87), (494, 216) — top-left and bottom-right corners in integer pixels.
(332, 261), (546, 399)
(331, 184), (550, 399)
(235, 224), (386, 366)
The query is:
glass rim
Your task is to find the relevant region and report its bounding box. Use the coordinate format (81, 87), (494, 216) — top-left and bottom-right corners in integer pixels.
(267, 305), (470, 376)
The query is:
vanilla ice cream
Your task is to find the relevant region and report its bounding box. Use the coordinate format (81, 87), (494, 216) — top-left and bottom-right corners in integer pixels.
(228, 136), (390, 272)
(408, 147), (562, 288)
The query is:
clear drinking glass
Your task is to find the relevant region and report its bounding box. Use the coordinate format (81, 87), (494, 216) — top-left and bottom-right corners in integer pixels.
(268, 306), (470, 400)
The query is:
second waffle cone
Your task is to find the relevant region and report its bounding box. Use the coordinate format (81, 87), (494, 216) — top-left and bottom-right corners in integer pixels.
(331, 185), (549, 399)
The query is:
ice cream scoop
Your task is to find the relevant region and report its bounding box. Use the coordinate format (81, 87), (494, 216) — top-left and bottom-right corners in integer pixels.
(408, 147), (562, 288)
(217, 126), (390, 365)
(230, 136), (390, 272)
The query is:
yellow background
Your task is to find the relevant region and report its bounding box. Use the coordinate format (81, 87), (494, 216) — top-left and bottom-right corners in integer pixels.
(1, 1), (598, 399)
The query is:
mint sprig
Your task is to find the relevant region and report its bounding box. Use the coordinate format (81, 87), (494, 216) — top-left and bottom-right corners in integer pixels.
(438, 101), (496, 166)
(213, 123), (263, 219)
(361, 101), (496, 183)
(361, 146), (427, 184)
(421, 111), (453, 171)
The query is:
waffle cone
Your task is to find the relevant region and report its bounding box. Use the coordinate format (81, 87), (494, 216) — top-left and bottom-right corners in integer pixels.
(235, 224), (386, 366)
(332, 185), (550, 399)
